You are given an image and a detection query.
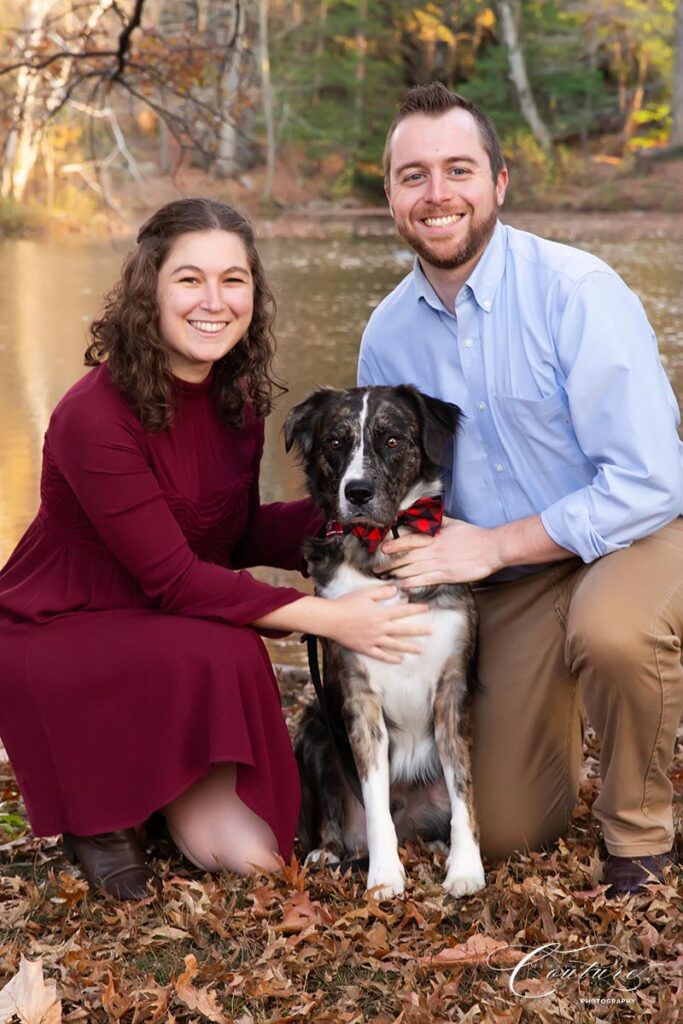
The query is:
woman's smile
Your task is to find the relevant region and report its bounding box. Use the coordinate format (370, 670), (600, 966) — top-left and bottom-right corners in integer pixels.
(187, 319), (230, 335)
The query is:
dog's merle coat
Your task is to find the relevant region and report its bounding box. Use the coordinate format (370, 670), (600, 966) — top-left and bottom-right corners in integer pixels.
(284, 385), (485, 898)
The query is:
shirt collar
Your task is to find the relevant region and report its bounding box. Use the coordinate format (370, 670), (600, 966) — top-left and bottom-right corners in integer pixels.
(411, 219), (507, 314)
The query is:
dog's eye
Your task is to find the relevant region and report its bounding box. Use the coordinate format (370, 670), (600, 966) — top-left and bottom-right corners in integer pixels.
(328, 437), (344, 450)
(386, 436), (401, 449)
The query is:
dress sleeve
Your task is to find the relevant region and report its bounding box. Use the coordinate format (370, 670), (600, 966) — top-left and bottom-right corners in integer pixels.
(230, 417), (322, 571)
(48, 394), (306, 626)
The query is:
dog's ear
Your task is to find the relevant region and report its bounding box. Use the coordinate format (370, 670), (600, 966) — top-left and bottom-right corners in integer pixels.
(397, 386), (462, 466)
(283, 388), (342, 457)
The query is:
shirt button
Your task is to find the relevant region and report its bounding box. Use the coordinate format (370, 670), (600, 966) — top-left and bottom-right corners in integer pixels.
(464, 338), (474, 348)
(478, 401), (487, 412)
(482, 300), (491, 310)
(495, 463), (504, 473)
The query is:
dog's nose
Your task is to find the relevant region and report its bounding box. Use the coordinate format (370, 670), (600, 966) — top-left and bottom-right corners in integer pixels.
(345, 479), (375, 506)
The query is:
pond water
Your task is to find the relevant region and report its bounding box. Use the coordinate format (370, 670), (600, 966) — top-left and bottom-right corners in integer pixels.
(1, 226), (682, 569)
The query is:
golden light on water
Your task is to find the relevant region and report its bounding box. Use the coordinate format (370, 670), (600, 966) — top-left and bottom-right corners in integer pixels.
(0, 231), (681, 565)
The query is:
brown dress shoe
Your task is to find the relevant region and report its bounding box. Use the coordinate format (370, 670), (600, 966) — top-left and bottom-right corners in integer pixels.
(63, 828), (158, 900)
(604, 851), (675, 896)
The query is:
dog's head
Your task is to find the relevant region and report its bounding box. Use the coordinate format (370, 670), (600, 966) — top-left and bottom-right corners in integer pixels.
(284, 385), (461, 525)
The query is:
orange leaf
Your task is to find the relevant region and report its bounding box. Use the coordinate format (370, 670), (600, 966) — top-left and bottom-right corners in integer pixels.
(101, 973), (133, 1020)
(428, 935), (511, 967)
(364, 922), (390, 955)
(274, 891), (332, 934)
(174, 955), (230, 1024)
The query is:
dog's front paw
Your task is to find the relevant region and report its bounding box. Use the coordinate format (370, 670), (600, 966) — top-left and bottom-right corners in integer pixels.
(367, 858), (406, 899)
(443, 848), (485, 898)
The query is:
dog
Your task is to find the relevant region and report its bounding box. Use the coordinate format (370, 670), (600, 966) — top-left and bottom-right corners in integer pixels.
(284, 385), (485, 899)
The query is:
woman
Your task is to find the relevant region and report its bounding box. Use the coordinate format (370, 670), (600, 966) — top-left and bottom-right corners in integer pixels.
(0, 199), (429, 900)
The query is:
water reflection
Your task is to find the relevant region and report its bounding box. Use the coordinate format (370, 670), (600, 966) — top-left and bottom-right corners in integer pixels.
(1, 230), (682, 563)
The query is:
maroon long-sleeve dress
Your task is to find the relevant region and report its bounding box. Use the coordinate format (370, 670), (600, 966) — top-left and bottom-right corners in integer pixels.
(0, 364), (319, 858)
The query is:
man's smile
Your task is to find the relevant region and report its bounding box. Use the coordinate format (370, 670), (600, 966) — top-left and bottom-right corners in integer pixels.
(422, 213), (465, 228)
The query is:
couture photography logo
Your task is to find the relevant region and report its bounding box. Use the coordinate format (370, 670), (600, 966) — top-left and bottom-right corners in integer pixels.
(486, 941), (654, 1002)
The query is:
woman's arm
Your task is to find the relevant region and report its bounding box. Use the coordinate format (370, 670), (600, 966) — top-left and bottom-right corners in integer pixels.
(50, 391), (428, 660)
(230, 417), (322, 572)
(49, 391), (308, 626)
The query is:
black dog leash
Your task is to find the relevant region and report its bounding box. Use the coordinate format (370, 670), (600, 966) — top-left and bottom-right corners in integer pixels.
(302, 524), (402, 808)
(303, 632), (365, 806)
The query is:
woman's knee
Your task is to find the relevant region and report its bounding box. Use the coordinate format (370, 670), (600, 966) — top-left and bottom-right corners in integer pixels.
(163, 763), (280, 875)
(167, 818), (280, 875)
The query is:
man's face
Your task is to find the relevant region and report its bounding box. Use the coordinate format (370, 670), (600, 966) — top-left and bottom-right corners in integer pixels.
(385, 108), (508, 271)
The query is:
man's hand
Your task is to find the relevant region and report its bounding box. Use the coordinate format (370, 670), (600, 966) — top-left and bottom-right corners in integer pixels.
(379, 517), (504, 586)
(379, 513), (575, 587)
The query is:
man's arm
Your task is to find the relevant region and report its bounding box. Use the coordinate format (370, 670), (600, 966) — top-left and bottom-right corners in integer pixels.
(538, 271), (683, 561)
(380, 514), (574, 587)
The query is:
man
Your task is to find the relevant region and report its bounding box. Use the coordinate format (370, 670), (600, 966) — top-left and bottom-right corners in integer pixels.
(358, 81), (683, 896)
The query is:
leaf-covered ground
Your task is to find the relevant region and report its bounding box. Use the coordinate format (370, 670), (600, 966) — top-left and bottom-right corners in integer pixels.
(1, 659), (681, 1024)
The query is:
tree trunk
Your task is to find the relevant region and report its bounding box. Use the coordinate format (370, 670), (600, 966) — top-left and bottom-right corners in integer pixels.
(580, 36), (598, 166)
(2, 73), (42, 201)
(214, 1), (248, 179)
(495, 0), (552, 153)
(259, 0), (275, 199)
(354, 0), (368, 146)
(671, 0), (683, 146)
(1, 0), (54, 201)
(312, 0), (329, 104)
(622, 51), (648, 148)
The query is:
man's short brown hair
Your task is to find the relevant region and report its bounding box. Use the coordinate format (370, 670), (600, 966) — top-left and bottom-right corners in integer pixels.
(383, 81), (506, 184)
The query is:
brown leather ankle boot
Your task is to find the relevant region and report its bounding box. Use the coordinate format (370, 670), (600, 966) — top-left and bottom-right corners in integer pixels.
(63, 828), (158, 900)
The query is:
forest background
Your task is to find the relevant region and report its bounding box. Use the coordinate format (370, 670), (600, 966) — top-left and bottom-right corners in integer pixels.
(1, 0), (682, 235)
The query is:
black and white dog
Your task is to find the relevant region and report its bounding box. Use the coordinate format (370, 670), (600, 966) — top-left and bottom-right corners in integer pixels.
(284, 385), (485, 899)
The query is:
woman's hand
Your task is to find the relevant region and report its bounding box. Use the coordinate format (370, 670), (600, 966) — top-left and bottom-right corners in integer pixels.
(325, 585), (431, 664)
(253, 586), (430, 665)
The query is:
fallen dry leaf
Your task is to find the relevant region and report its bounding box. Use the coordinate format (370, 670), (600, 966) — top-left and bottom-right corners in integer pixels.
(0, 957), (61, 1024)
(100, 973), (133, 1020)
(363, 921), (390, 956)
(484, 1008), (522, 1024)
(427, 935), (512, 967)
(274, 890), (333, 934)
(0, 704), (679, 1023)
(139, 926), (190, 945)
(174, 955), (230, 1024)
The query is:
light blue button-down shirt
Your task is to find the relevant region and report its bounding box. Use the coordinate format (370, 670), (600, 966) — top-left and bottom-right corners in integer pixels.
(358, 221), (683, 565)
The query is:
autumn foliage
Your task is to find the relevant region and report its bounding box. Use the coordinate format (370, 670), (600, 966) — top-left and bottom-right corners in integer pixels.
(0, 668), (681, 1023)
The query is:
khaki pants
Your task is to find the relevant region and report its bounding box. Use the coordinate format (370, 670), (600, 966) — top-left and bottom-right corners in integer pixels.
(471, 518), (683, 862)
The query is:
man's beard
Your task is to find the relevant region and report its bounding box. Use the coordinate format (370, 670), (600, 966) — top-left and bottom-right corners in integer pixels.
(397, 206), (498, 271)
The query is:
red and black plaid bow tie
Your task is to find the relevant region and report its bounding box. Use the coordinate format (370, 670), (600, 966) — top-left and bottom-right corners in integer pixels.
(326, 495), (444, 554)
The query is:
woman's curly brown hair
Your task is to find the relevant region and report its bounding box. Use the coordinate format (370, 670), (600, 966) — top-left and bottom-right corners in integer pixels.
(85, 198), (285, 431)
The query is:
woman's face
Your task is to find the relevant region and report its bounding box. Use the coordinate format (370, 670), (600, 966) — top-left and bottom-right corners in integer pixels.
(156, 229), (254, 383)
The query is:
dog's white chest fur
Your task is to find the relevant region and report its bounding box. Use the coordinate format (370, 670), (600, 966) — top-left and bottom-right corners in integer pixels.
(319, 562), (469, 783)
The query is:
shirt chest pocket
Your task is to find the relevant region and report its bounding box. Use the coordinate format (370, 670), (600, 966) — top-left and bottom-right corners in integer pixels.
(494, 388), (585, 471)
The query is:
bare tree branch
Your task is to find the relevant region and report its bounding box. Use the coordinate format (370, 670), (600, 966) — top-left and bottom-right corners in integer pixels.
(0, 0), (253, 202)
(108, 0), (146, 82)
